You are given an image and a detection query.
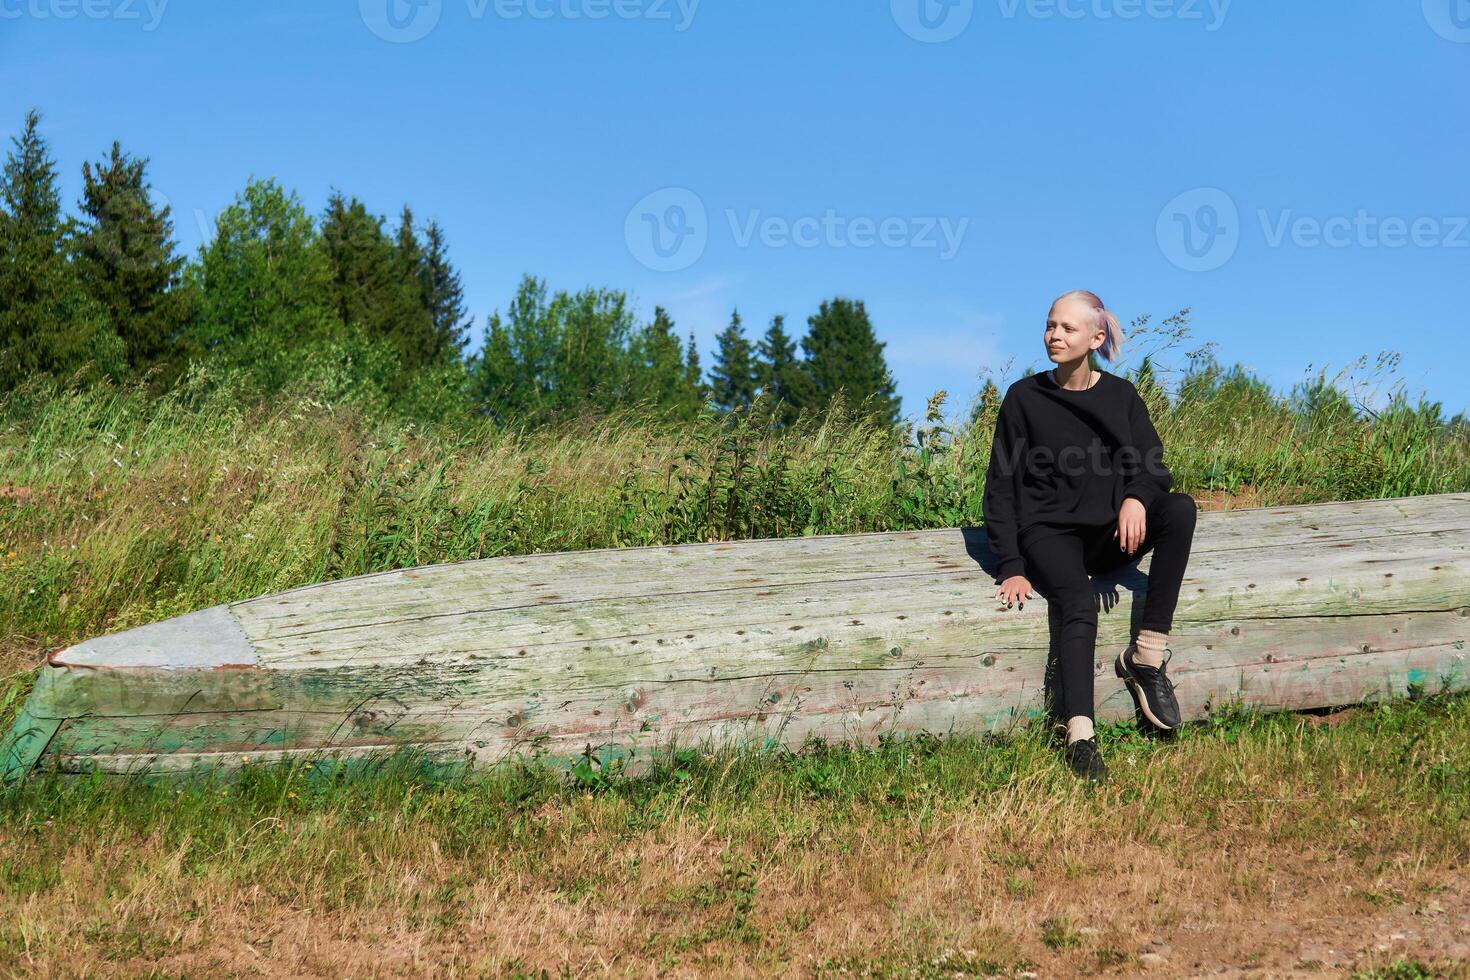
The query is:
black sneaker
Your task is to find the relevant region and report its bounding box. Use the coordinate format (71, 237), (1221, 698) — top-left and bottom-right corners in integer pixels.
(1114, 644), (1182, 731)
(1063, 735), (1108, 782)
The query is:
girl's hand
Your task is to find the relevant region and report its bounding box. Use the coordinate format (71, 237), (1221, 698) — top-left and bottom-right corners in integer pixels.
(995, 575), (1039, 610)
(1114, 497), (1147, 554)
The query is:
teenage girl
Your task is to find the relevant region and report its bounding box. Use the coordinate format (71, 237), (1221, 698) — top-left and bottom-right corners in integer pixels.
(981, 290), (1198, 782)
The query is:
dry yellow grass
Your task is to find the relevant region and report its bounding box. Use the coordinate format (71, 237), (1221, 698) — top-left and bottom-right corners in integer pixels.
(2, 682), (1467, 978)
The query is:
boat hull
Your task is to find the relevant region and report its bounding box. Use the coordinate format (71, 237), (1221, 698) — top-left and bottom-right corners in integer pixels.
(5, 492), (1469, 782)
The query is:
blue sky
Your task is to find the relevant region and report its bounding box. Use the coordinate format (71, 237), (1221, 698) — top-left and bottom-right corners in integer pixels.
(4, 0), (1468, 422)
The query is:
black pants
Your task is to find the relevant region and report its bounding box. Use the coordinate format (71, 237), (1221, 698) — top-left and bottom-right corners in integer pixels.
(1019, 492), (1198, 723)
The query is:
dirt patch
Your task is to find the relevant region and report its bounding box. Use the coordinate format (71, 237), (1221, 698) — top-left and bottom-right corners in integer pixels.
(0, 485), (40, 503)
(3, 805), (1466, 976)
(1191, 483), (1313, 512)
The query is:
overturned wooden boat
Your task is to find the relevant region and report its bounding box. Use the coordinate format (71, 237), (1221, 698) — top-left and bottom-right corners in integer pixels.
(4, 492), (1468, 782)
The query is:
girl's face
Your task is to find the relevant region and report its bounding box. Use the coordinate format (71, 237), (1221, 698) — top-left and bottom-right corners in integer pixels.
(1044, 297), (1104, 366)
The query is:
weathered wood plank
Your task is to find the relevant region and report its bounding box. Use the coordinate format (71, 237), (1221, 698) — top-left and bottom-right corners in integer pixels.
(4, 491), (1469, 782)
(229, 492), (1470, 642)
(38, 607), (1468, 772)
(239, 529), (1467, 668)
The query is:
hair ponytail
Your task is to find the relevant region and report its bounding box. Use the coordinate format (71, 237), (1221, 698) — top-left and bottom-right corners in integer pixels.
(1053, 289), (1123, 363)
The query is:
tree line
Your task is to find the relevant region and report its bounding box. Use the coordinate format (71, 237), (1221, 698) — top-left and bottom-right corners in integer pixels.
(0, 108), (903, 428)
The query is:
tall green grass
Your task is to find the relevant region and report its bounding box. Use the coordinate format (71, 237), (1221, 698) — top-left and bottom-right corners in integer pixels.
(2, 343), (1466, 658)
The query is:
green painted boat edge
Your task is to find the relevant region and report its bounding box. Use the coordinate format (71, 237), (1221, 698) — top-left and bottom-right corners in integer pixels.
(0, 666), (66, 784)
(1, 605), (260, 784)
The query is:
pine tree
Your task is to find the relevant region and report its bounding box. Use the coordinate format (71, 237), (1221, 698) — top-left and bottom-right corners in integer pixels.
(754, 313), (808, 428)
(801, 297), (901, 428)
(710, 307), (757, 413)
(74, 140), (190, 381)
(420, 220), (470, 363)
(0, 108), (123, 391)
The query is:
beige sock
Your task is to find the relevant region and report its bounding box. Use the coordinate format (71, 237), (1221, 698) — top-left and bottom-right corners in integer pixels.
(1132, 629), (1169, 668)
(1065, 715), (1095, 744)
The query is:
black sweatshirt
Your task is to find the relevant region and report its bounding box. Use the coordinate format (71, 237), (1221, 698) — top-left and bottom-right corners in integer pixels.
(982, 369), (1174, 582)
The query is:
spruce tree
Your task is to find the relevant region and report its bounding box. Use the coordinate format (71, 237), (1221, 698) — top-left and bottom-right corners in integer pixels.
(710, 307), (757, 413)
(319, 193), (398, 337)
(420, 220), (470, 363)
(74, 140), (190, 381)
(315, 194), (435, 389)
(385, 205), (440, 370)
(470, 274), (549, 422)
(0, 108), (123, 391)
(472, 310), (520, 424)
(630, 305), (698, 418)
(684, 330), (707, 407)
(801, 297), (901, 428)
(754, 313), (808, 428)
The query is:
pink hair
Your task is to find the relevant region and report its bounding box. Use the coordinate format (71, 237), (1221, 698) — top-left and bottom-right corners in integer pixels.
(1052, 289), (1123, 363)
